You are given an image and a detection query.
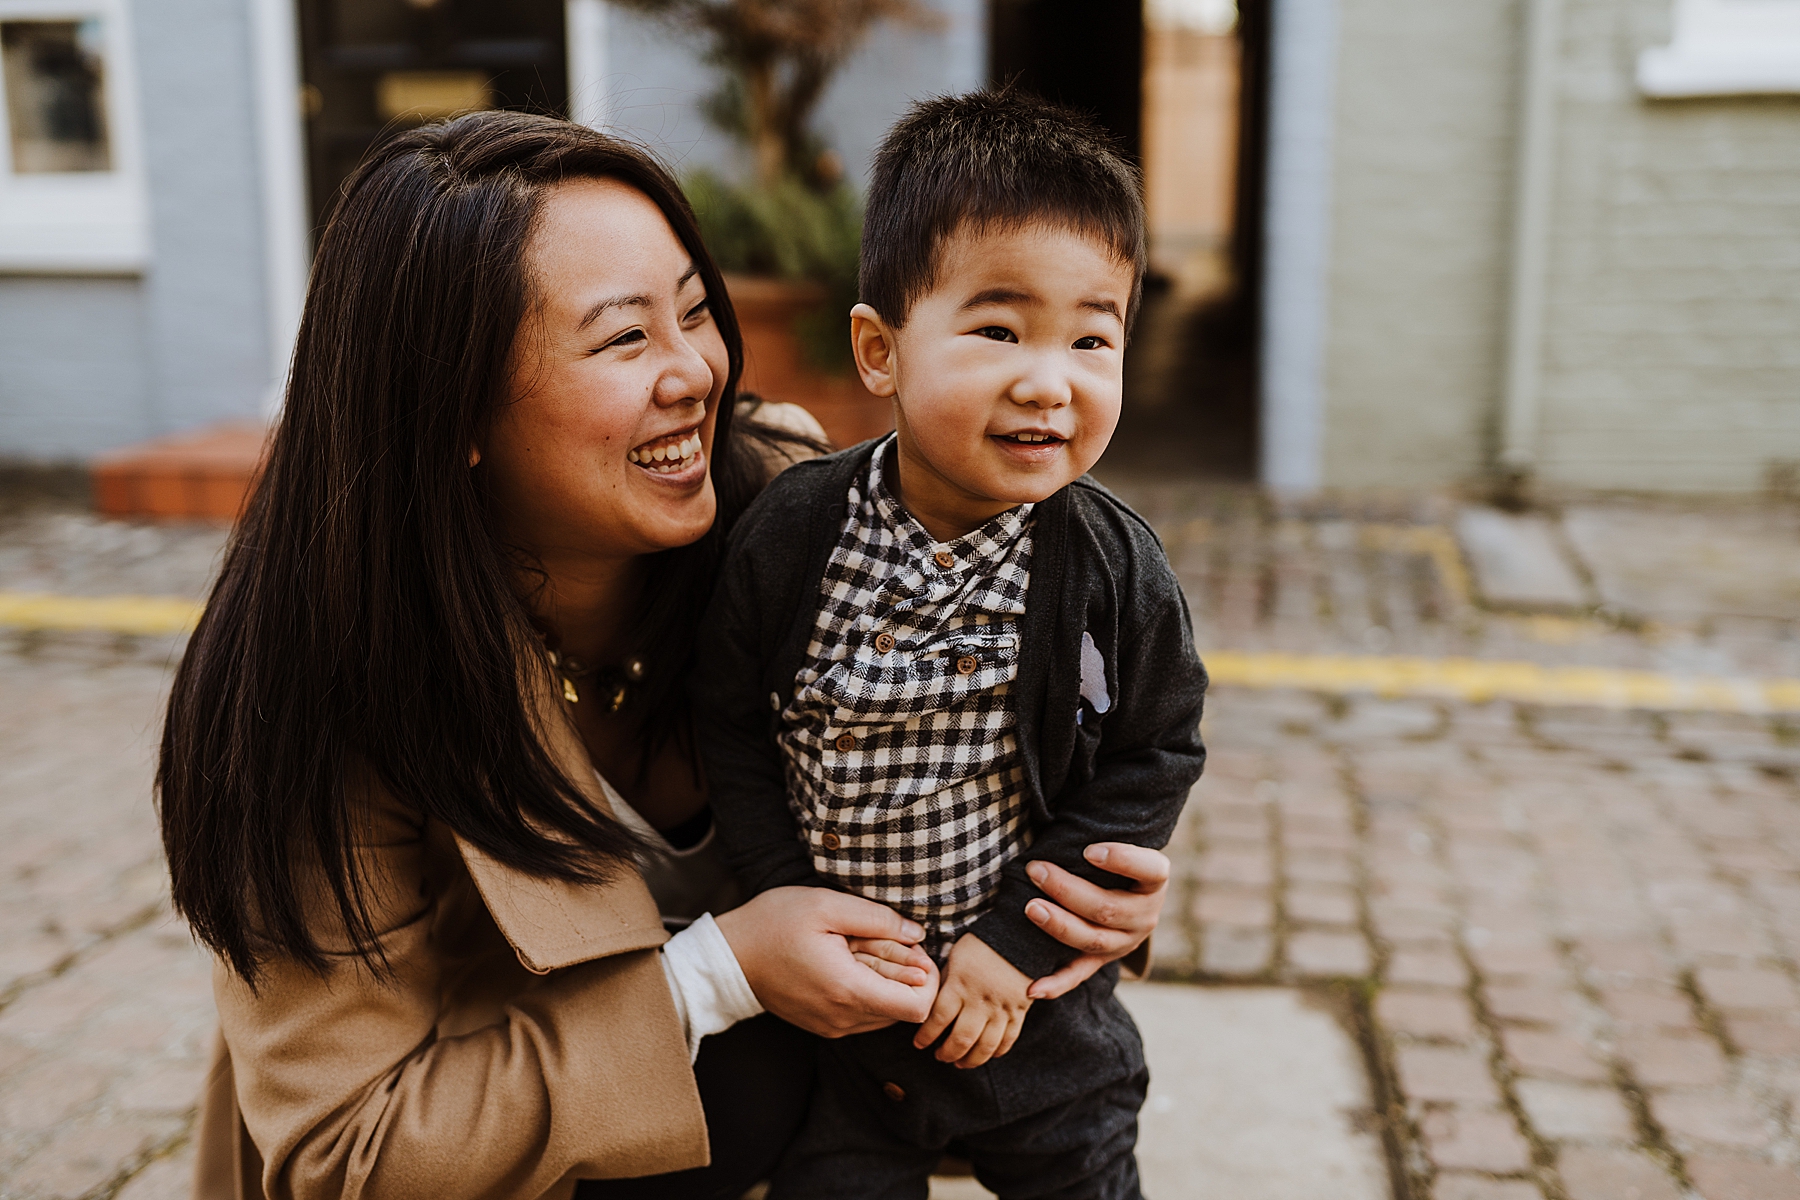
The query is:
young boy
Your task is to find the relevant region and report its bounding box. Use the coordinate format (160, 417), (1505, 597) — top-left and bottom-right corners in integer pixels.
(693, 91), (1208, 1199)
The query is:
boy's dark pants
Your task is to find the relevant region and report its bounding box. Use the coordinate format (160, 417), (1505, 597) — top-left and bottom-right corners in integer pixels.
(771, 969), (1148, 1200)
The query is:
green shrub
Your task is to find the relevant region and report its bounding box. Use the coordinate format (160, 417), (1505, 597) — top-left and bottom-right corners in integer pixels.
(685, 169), (862, 375)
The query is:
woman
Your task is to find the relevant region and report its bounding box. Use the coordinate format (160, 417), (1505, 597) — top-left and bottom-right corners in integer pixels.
(159, 111), (1170, 1200)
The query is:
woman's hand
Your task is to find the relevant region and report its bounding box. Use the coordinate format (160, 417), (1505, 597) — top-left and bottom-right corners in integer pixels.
(1023, 843), (1170, 1001)
(715, 887), (939, 1037)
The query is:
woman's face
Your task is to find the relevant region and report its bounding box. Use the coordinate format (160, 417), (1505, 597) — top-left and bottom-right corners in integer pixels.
(483, 177), (729, 565)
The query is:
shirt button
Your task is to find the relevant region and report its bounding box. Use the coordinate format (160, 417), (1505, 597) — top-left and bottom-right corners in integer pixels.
(874, 632), (896, 654)
(933, 550), (955, 569)
(956, 655), (978, 676)
(835, 733), (857, 752)
(821, 831), (842, 851)
(883, 1081), (906, 1102)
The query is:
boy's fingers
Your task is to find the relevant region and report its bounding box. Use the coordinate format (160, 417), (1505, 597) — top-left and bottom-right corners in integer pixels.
(913, 987), (959, 1049)
(995, 1009), (1027, 1059)
(936, 1008), (986, 1063)
(955, 1017), (1007, 1069)
(853, 951), (929, 986)
(849, 937), (934, 969)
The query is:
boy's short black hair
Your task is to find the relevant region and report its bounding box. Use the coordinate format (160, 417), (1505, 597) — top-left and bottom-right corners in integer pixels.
(860, 89), (1147, 330)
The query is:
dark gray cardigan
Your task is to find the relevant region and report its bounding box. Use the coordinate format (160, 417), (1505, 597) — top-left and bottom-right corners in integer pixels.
(692, 441), (1208, 978)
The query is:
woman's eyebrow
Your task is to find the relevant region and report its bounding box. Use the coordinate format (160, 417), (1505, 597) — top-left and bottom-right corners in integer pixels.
(576, 265), (702, 331)
(577, 293), (648, 330)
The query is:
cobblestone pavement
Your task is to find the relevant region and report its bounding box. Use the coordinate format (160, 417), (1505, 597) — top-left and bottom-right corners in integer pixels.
(3, 491), (1799, 1199)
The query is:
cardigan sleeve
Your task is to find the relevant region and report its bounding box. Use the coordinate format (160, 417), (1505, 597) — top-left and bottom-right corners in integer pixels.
(967, 522), (1208, 980)
(212, 785), (709, 1200)
(691, 475), (825, 896)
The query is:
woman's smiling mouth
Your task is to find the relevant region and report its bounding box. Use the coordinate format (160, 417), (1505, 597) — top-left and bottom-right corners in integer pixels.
(627, 429), (703, 474)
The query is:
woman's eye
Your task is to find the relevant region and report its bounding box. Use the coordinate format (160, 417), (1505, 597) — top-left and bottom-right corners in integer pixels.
(684, 299), (711, 324)
(1073, 335), (1108, 350)
(600, 328), (646, 352)
(975, 326), (1017, 343)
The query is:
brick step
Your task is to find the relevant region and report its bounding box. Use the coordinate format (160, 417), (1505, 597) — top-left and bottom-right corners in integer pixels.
(91, 420), (268, 521)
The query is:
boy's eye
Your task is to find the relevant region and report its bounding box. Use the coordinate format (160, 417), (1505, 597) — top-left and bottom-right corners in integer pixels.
(975, 326), (1017, 343)
(1072, 335), (1108, 350)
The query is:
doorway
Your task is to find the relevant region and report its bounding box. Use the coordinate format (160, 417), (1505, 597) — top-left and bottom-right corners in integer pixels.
(295, 0), (567, 231)
(988, 0), (1268, 479)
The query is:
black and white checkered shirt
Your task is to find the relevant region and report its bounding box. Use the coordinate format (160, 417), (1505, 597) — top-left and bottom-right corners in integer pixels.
(778, 437), (1035, 959)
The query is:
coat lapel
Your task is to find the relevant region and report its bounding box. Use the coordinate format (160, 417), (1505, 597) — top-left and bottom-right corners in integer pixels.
(455, 671), (669, 975)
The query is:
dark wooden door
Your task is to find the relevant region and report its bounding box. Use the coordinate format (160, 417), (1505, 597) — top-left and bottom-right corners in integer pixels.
(988, 0), (1144, 166)
(297, 0), (567, 231)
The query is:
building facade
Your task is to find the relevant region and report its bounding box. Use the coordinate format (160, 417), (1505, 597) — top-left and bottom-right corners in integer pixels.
(1263, 0), (1800, 493)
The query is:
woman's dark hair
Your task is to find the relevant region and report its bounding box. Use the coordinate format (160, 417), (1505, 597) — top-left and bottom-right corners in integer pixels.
(158, 111), (802, 982)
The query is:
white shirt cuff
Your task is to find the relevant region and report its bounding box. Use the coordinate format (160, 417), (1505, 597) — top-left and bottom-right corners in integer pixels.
(658, 912), (764, 1061)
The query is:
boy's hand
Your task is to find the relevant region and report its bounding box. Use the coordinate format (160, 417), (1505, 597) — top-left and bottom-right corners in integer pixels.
(912, 933), (1032, 1068)
(848, 937), (936, 988)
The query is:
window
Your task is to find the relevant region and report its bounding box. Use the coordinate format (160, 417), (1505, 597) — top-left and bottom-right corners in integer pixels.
(0, 0), (146, 271)
(1639, 0), (1800, 96)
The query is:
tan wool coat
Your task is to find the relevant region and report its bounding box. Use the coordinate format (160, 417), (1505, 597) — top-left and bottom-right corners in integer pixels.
(192, 704), (710, 1200)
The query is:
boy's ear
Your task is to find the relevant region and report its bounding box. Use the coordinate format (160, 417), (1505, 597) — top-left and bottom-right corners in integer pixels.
(850, 303), (899, 399)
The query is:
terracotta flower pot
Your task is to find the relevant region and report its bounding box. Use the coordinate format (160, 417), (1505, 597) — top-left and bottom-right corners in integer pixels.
(723, 274), (893, 449)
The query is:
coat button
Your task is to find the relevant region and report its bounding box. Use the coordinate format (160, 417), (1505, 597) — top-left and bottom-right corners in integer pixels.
(768, 691), (781, 711)
(956, 655), (978, 676)
(883, 1081), (906, 1102)
(835, 733), (857, 752)
(933, 550), (955, 569)
(874, 632), (896, 654)
(821, 831), (841, 851)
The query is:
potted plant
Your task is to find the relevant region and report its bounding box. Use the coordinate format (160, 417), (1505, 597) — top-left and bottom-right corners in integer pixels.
(613, 0), (936, 447)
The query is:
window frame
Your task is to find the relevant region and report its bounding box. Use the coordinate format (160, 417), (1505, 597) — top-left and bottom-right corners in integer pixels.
(1639, 0), (1800, 97)
(0, 0), (148, 272)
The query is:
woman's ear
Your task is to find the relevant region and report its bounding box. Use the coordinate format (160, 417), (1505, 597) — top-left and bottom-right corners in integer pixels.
(850, 303), (898, 399)
(468, 444), (482, 468)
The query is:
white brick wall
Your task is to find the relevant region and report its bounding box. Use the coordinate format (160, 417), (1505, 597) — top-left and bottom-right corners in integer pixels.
(1314, 0), (1800, 492)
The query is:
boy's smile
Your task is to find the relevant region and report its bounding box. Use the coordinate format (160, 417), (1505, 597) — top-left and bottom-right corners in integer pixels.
(850, 220), (1133, 543)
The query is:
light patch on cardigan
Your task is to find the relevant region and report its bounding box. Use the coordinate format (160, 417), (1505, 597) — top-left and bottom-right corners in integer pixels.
(1078, 630), (1112, 724)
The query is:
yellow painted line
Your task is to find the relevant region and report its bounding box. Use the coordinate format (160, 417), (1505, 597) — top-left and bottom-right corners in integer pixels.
(1206, 652), (1800, 715)
(0, 592), (202, 635)
(3, 591), (1794, 715)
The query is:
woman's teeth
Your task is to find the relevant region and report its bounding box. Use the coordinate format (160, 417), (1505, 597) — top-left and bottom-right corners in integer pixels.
(627, 432), (702, 472)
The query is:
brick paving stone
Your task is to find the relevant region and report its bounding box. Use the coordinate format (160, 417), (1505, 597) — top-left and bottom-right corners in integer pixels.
(1379, 989), (1479, 1041)
(1616, 1031), (1731, 1089)
(1488, 985), (1582, 1027)
(1685, 1156), (1800, 1200)
(1727, 1016), (1800, 1056)
(1433, 1173), (1544, 1200)
(1602, 987), (1699, 1031)
(1698, 968), (1800, 1015)
(1397, 1046), (1505, 1105)
(113, 1150), (195, 1200)
(1502, 1029), (1612, 1084)
(1556, 1146), (1684, 1200)
(1287, 930), (1372, 979)
(1201, 926), (1274, 976)
(1390, 949), (1472, 989)
(1194, 886), (1274, 926)
(1514, 1080), (1638, 1143)
(1418, 1105), (1534, 1173)
(1285, 884), (1360, 927)
(1651, 1090), (1776, 1153)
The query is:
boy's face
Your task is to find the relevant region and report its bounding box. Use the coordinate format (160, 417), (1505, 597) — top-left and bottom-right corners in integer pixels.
(852, 220), (1132, 542)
